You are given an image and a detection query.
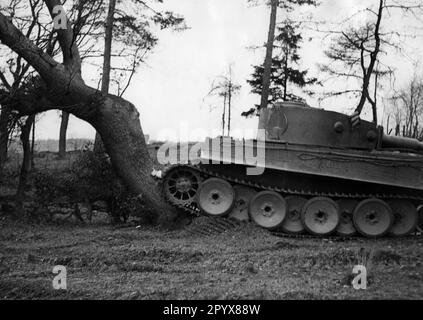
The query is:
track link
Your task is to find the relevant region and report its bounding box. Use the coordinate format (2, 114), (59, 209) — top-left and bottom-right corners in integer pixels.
(162, 164), (423, 239)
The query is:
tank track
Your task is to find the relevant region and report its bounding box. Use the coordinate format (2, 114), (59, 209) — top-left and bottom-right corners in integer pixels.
(162, 164), (423, 239)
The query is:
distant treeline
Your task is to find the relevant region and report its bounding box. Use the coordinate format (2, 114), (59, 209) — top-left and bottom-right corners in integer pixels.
(8, 136), (160, 154)
(7, 138), (201, 154)
(9, 139), (93, 153)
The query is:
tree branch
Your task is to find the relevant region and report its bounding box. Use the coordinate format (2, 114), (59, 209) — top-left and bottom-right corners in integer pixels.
(43, 0), (81, 73)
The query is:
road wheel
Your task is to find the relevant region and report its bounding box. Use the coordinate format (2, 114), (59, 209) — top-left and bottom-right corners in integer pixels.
(301, 197), (340, 236)
(388, 200), (418, 237)
(249, 191), (287, 230)
(281, 196), (306, 234)
(353, 199), (393, 238)
(197, 178), (235, 217)
(336, 200), (358, 237)
(229, 186), (256, 222)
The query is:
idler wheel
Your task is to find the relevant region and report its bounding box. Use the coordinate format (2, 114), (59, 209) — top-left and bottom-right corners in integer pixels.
(197, 178), (235, 217)
(163, 167), (201, 206)
(281, 196), (306, 234)
(229, 186), (256, 222)
(301, 197), (340, 236)
(336, 200), (358, 237)
(353, 199), (393, 238)
(249, 191), (287, 230)
(388, 200), (418, 237)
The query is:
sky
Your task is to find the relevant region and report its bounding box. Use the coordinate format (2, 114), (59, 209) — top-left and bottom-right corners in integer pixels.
(33, 0), (423, 142)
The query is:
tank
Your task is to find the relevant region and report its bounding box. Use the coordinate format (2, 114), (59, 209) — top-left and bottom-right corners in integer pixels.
(162, 102), (423, 238)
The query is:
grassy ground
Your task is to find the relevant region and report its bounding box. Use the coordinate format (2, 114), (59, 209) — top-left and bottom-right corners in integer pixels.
(1, 151), (422, 300)
(0, 215), (422, 300)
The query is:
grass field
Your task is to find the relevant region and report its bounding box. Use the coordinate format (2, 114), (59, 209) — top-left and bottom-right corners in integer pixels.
(1, 215), (422, 300)
(1, 150), (422, 300)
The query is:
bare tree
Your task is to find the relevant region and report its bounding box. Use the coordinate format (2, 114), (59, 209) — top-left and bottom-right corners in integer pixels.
(58, 0), (107, 158)
(319, 0), (423, 124)
(388, 74), (423, 139)
(205, 65), (241, 136)
(0, 0), (183, 223)
(0, 0), (49, 170)
(58, 0), (186, 156)
(93, 0), (116, 152)
(320, 2), (385, 124)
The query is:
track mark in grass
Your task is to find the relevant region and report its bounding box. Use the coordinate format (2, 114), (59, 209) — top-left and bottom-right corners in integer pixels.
(373, 250), (402, 265)
(186, 217), (241, 237)
(272, 240), (299, 250)
(118, 262), (164, 273)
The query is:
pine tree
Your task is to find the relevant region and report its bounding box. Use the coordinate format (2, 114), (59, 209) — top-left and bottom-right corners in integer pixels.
(243, 20), (318, 117)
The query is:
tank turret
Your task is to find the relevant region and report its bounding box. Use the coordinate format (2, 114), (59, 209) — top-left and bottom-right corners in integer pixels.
(258, 102), (423, 153)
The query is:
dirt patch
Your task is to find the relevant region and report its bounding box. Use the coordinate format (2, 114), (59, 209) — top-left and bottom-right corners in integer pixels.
(0, 217), (422, 300)
(373, 250), (403, 265)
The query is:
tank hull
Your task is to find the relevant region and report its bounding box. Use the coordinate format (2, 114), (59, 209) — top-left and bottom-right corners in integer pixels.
(162, 103), (423, 238)
(200, 137), (423, 194)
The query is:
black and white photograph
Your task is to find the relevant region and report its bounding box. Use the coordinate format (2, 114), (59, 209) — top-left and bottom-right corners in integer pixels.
(0, 0), (423, 305)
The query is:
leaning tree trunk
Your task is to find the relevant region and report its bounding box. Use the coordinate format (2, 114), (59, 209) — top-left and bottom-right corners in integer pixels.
(15, 115), (34, 216)
(58, 111), (69, 158)
(0, 8), (179, 225)
(91, 94), (178, 223)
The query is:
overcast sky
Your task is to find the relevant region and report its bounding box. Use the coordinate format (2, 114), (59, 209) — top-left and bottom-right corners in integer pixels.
(33, 0), (423, 141)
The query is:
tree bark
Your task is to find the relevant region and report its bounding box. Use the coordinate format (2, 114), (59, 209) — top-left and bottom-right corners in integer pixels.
(355, 0), (383, 117)
(372, 70), (378, 124)
(31, 118), (35, 169)
(283, 47), (289, 101)
(228, 86), (232, 136)
(222, 93), (226, 136)
(227, 67), (232, 136)
(260, 0), (278, 111)
(94, 0), (116, 153)
(58, 111), (69, 158)
(0, 106), (10, 171)
(15, 115), (34, 216)
(0, 8), (178, 224)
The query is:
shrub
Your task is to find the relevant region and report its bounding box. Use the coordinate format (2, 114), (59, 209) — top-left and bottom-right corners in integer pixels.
(33, 150), (150, 224)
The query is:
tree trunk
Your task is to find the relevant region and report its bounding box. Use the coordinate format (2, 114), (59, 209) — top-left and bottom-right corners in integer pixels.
(0, 106), (10, 172)
(15, 115), (34, 216)
(92, 95), (177, 223)
(94, 0), (116, 153)
(260, 0), (278, 111)
(222, 93), (226, 136)
(31, 118), (35, 169)
(227, 86), (232, 136)
(372, 70), (378, 124)
(355, 0), (383, 117)
(0, 9), (178, 225)
(283, 47), (289, 101)
(58, 111), (69, 158)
